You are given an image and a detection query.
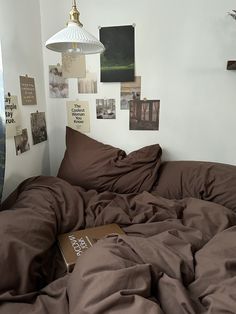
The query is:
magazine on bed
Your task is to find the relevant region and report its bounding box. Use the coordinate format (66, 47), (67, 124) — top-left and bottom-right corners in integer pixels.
(58, 223), (125, 272)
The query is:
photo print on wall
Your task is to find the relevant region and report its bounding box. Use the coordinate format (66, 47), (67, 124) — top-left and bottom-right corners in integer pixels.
(120, 76), (141, 110)
(49, 65), (69, 98)
(14, 128), (30, 155)
(78, 72), (97, 94)
(30, 112), (48, 145)
(0, 42), (5, 202)
(129, 99), (160, 130)
(96, 99), (116, 119)
(100, 25), (135, 82)
(62, 53), (86, 78)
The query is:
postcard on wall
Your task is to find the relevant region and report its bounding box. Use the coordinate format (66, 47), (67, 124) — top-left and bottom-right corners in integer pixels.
(120, 76), (141, 110)
(49, 65), (69, 98)
(129, 99), (160, 130)
(4, 94), (22, 138)
(96, 99), (116, 119)
(67, 100), (90, 133)
(62, 53), (86, 78)
(14, 128), (30, 155)
(0, 42), (5, 202)
(78, 72), (97, 94)
(30, 111), (48, 145)
(20, 75), (37, 105)
(100, 25), (135, 82)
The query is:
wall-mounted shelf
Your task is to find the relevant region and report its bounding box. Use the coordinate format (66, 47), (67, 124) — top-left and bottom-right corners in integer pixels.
(227, 60), (236, 70)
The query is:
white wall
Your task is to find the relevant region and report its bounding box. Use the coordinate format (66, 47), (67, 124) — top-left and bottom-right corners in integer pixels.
(0, 0), (50, 199)
(41, 0), (236, 175)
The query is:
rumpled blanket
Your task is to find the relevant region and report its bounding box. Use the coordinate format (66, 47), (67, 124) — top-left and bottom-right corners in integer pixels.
(1, 176), (236, 314)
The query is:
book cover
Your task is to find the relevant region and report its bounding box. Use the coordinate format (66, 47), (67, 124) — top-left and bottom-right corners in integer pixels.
(57, 223), (125, 272)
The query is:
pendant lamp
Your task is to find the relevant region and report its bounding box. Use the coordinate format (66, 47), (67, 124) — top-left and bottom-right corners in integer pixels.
(45, 0), (105, 54)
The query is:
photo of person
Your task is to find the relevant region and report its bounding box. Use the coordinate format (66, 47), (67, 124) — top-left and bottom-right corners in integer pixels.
(49, 65), (69, 98)
(96, 99), (116, 119)
(14, 128), (30, 155)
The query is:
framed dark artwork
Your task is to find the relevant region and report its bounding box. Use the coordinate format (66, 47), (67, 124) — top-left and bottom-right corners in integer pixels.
(129, 99), (160, 130)
(30, 112), (48, 145)
(0, 42), (6, 202)
(100, 25), (135, 82)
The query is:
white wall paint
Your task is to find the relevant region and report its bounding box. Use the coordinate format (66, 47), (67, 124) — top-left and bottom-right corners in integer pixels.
(0, 0), (50, 199)
(41, 0), (236, 175)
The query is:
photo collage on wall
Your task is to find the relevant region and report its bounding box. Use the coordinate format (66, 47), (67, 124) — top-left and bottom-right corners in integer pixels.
(0, 42), (5, 202)
(4, 74), (48, 156)
(52, 24), (160, 132)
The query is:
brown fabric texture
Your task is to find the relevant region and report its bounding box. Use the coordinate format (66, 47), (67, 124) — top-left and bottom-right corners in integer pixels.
(57, 126), (162, 193)
(152, 160), (236, 212)
(1, 175), (236, 313)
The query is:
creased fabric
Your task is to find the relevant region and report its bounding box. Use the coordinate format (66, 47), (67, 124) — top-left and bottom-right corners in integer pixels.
(0, 176), (236, 313)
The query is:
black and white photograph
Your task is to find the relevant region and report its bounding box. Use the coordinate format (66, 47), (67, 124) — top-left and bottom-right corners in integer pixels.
(120, 76), (141, 109)
(96, 98), (116, 119)
(30, 111), (48, 145)
(129, 99), (160, 130)
(78, 72), (97, 94)
(100, 25), (135, 82)
(49, 65), (69, 98)
(14, 128), (30, 155)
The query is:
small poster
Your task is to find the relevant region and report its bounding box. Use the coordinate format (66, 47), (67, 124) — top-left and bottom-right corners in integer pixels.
(30, 111), (48, 145)
(129, 99), (160, 130)
(14, 128), (30, 155)
(78, 72), (97, 94)
(49, 65), (69, 98)
(100, 25), (135, 82)
(120, 76), (141, 110)
(67, 100), (90, 133)
(20, 75), (37, 105)
(0, 42), (5, 202)
(4, 94), (22, 138)
(62, 53), (86, 78)
(96, 99), (116, 119)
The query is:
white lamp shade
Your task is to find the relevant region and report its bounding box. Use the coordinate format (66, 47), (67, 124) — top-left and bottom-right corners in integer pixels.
(45, 22), (105, 54)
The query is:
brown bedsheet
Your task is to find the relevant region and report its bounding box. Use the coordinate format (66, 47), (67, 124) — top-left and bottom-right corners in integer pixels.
(1, 176), (236, 313)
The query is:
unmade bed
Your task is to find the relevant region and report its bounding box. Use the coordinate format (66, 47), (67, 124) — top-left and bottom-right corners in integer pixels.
(0, 127), (236, 314)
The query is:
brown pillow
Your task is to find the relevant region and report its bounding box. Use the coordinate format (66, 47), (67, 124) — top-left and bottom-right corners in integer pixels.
(152, 160), (236, 212)
(57, 127), (162, 193)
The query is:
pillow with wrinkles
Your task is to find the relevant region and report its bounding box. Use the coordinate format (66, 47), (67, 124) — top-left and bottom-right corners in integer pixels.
(152, 160), (236, 212)
(57, 127), (162, 193)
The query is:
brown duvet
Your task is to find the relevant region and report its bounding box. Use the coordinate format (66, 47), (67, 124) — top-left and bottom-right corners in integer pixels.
(1, 175), (236, 313)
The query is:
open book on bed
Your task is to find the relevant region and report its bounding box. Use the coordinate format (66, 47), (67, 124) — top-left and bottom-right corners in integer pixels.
(58, 223), (125, 272)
